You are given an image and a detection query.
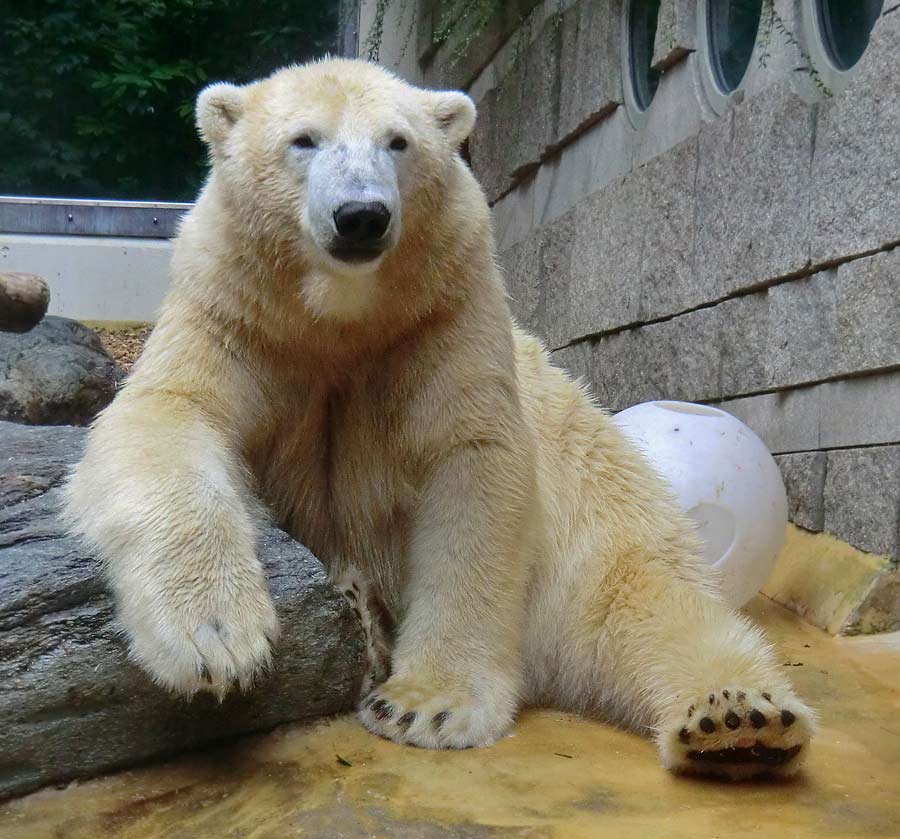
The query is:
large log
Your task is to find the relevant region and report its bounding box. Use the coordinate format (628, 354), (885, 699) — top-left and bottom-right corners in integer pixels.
(0, 273), (50, 333)
(0, 422), (366, 801)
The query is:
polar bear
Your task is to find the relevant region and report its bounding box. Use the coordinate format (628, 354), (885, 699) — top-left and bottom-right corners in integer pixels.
(65, 58), (813, 779)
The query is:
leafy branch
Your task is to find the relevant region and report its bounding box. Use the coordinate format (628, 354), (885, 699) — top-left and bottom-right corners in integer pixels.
(1, 0), (338, 200)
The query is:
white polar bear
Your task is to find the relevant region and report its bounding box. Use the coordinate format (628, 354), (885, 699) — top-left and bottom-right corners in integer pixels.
(65, 58), (813, 779)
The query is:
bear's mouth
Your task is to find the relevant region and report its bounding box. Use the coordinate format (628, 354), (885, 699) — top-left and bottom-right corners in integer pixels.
(328, 242), (388, 264)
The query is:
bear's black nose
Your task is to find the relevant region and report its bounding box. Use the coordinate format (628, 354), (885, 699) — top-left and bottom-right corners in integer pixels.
(333, 201), (391, 244)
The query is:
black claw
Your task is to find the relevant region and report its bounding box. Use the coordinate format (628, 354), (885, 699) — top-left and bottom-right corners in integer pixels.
(722, 689), (730, 700)
(737, 691), (746, 702)
(352, 607), (362, 621)
(781, 709), (796, 727)
(679, 727), (690, 744)
(687, 704), (695, 718)
(398, 711), (417, 730)
(749, 709), (768, 729)
(724, 710), (741, 730)
(371, 699), (394, 721)
(363, 693), (378, 709)
(432, 711), (451, 730)
(699, 717), (716, 733)
(200, 664), (212, 684)
(761, 692), (772, 702)
(708, 693), (715, 705)
(344, 588), (357, 601)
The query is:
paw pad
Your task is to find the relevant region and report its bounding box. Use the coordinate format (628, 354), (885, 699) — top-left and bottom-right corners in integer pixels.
(699, 717), (716, 733)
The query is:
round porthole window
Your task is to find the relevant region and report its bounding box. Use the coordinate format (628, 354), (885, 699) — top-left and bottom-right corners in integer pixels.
(628, 0), (663, 111)
(816, 0), (883, 70)
(707, 0), (763, 93)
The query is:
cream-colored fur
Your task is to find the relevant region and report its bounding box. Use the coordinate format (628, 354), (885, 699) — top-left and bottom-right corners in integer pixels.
(65, 59), (813, 779)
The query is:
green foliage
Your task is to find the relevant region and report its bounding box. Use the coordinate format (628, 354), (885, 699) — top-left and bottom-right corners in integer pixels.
(0, 0), (339, 200)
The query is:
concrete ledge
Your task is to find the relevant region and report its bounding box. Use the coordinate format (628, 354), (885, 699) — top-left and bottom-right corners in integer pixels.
(762, 525), (891, 635)
(651, 0), (696, 70)
(848, 570), (900, 635)
(0, 234), (171, 322)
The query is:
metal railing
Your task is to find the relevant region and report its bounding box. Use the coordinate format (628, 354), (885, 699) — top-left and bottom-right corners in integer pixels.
(0, 196), (192, 239)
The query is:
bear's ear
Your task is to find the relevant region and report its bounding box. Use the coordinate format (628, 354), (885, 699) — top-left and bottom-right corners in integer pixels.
(196, 82), (247, 149)
(426, 91), (476, 148)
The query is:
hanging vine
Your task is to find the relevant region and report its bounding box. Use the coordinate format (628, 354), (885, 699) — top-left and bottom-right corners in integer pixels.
(758, 0), (832, 96)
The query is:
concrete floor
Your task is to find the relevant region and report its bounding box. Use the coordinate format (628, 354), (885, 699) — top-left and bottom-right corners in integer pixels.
(2, 598), (898, 839)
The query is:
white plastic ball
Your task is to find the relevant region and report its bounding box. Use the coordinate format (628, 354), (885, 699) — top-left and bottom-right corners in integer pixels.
(613, 401), (788, 608)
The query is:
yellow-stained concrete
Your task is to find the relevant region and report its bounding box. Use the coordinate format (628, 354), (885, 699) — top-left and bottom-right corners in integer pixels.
(763, 525), (891, 634)
(2, 597), (899, 839)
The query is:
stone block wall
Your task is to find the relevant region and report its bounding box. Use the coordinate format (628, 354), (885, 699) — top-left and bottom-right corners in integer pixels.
(360, 0), (900, 630)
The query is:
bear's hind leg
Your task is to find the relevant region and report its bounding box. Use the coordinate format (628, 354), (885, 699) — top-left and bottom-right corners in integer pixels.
(335, 568), (394, 697)
(553, 554), (814, 780)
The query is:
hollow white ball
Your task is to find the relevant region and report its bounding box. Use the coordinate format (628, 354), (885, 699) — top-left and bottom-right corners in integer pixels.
(613, 401), (788, 608)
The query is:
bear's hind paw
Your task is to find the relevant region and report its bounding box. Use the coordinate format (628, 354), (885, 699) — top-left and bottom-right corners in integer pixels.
(658, 687), (814, 780)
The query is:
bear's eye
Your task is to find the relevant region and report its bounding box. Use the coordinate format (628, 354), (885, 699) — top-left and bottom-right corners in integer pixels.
(389, 136), (408, 152)
(292, 134), (317, 150)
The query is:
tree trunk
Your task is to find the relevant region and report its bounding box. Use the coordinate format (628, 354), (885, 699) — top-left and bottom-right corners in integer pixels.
(0, 273), (50, 333)
(0, 422), (366, 801)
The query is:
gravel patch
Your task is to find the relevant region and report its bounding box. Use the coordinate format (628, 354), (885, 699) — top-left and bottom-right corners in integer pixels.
(98, 325), (152, 373)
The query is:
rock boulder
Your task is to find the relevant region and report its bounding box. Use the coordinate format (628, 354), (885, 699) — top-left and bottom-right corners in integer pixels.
(0, 422), (366, 801)
(0, 317), (121, 426)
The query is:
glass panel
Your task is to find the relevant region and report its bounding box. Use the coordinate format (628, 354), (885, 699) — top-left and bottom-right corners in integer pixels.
(629, 0), (663, 111)
(708, 0), (763, 93)
(817, 0), (884, 71)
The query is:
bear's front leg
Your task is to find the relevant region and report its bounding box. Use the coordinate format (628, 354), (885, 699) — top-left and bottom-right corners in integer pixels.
(66, 385), (278, 698)
(358, 440), (534, 749)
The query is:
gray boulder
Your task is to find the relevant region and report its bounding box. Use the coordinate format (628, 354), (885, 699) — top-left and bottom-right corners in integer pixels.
(0, 316), (121, 426)
(0, 422), (367, 801)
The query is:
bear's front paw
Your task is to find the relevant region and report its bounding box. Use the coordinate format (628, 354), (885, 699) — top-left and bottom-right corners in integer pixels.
(358, 674), (515, 749)
(658, 687), (814, 780)
(121, 582), (279, 698)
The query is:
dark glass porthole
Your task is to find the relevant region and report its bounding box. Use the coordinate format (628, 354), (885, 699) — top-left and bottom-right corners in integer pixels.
(817, 0), (883, 71)
(708, 0), (763, 93)
(628, 0), (663, 111)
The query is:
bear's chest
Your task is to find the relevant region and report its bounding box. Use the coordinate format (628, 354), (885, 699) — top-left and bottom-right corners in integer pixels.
(247, 370), (422, 588)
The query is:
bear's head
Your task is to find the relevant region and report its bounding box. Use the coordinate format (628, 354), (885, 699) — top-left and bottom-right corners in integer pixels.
(195, 59), (477, 321)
